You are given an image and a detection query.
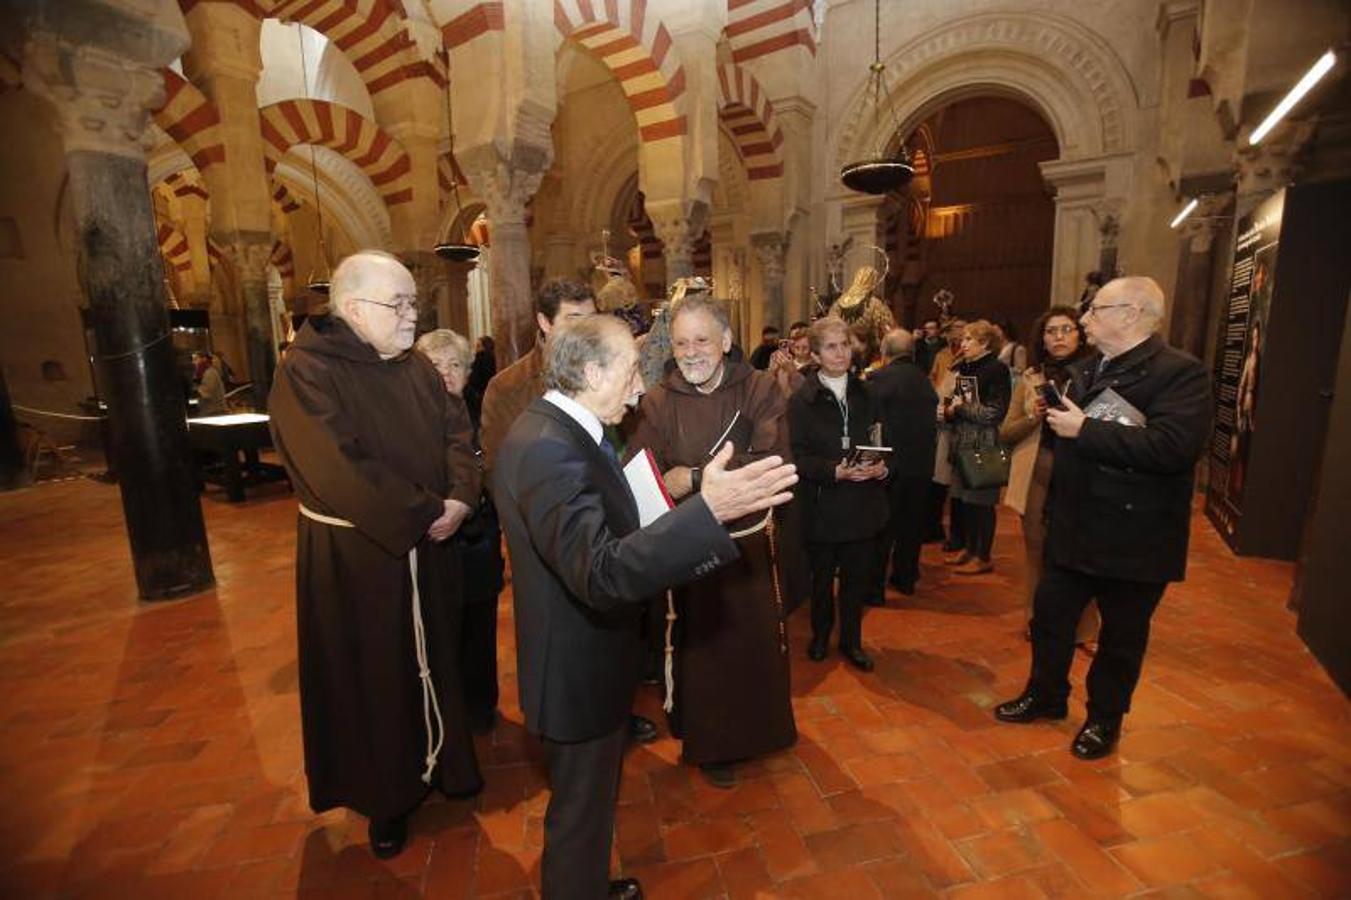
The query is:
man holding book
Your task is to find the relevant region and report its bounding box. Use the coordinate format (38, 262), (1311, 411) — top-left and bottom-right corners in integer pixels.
(993, 277), (1212, 760)
(625, 295), (799, 789)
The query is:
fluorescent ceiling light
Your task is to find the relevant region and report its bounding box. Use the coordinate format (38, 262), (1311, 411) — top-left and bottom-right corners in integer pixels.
(1249, 50), (1337, 145)
(1170, 197), (1199, 229)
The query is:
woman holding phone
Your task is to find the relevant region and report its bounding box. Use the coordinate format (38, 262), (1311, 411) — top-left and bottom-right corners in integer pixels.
(999, 305), (1098, 644)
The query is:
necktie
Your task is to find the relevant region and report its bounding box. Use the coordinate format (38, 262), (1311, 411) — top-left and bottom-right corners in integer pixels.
(599, 436), (621, 469)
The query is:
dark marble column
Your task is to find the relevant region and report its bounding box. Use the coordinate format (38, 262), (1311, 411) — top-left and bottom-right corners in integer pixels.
(24, 4), (214, 599)
(0, 368), (25, 491)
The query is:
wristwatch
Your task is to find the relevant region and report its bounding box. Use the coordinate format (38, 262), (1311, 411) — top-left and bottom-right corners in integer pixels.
(690, 466), (703, 493)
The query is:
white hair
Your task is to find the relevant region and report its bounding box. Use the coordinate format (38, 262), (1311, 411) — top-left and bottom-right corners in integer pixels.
(328, 249), (407, 320)
(415, 328), (471, 368)
(1101, 276), (1166, 327)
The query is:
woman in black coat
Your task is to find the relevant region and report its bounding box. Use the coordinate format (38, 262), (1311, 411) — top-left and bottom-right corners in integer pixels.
(787, 317), (889, 672)
(943, 320), (1011, 575)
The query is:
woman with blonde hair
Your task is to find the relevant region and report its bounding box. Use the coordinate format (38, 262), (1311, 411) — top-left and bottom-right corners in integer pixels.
(943, 320), (1011, 575)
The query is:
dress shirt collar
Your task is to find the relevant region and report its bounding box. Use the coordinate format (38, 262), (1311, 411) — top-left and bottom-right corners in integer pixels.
(543, 389), (604, 446)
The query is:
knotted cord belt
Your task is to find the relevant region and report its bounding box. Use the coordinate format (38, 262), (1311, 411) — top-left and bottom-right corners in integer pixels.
(661, 510), (787, 712)
(298, 504), (445, 784)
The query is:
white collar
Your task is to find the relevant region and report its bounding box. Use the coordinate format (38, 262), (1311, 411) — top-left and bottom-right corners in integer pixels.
(819, 371), (848, 400)
(544, 389), (604, 446)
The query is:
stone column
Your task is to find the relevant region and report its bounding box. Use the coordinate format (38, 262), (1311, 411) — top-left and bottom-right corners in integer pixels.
(649, 200), (707, 288)
(752, 231), (788, 332)
(182, 3), (275, 408)
(22, 3), (214, 598)
(461, 153), (549, 364)
(0, 367), (25, 491)
(399, 248), (444, 334)
(1039, 155), (1133, 305)
(179, 191), (212, 307)
(1169, 199), (1225, 359)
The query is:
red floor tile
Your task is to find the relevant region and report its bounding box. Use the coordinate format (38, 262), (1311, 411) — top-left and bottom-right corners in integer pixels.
(1, 480), (1348, 897)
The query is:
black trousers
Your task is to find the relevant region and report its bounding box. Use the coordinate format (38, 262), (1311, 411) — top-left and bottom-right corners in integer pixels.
(809, 539), (874, 650)
(1029, 564), (1166, 724)
(963, 503), (996, 561)
(925, 481), (948, 542)
(459, 596), (499, 725)
(541, 721), (627, 900)
(946, 496), (967, 549)
(876, 474), (929, 591)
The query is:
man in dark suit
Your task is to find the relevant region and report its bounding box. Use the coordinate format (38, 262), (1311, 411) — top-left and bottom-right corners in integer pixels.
(994, 277), (1211, 760)
(868, 329), (939, 597)
(494, 315), (798, 900)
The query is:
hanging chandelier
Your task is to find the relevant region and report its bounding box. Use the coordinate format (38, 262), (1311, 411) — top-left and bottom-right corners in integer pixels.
(839, 0), (914, 195)
(433, 45), (480, 263)
(297, 27), (331, 294)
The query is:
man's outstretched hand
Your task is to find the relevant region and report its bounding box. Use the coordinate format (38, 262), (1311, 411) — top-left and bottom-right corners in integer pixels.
(700, 442), (798, 523)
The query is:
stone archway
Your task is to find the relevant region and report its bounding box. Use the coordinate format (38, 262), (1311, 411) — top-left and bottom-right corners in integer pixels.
(831, 12), (1139, 306)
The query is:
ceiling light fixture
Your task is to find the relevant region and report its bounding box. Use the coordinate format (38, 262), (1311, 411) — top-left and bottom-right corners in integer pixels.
(1169, 197), (1199, 229)
(1248, 49), (1337, 145)
(433, 43), (480, 263)
(839, 0), (914, 195)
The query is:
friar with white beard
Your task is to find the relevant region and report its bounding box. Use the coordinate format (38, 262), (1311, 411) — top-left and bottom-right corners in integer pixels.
(269, 250), (483, 860)
(625, 295), (797, 789)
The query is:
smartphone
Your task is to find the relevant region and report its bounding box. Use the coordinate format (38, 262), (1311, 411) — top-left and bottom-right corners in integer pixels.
(1039, 381), (1067, 410)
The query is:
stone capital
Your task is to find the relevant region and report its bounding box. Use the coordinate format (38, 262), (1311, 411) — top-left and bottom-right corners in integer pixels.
(648, 199), (708, 259)
(23, 36), (168, 160)
(751, 231), (789, 286)
(1234, 122), (1315, 198)
(218, 232), (274, 283)
(181, 1), (263, 84)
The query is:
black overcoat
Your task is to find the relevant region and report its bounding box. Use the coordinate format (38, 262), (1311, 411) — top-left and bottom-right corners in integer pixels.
(1047, 334), (1212, 583)
(494, 399), (739, 743)
(867, 356), (939, 479)
(787, 372), (889, 543)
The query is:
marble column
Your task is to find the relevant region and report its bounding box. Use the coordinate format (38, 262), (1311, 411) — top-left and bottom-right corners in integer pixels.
(649, 200), (707, 288)
(1169, 202), (1225, 359)
(462, 149), (550, 364)
(752, 231), (788, 332)
(0, 368), (24, 491)
(23, 4), (214, 598)
(182, 3), (276, 407)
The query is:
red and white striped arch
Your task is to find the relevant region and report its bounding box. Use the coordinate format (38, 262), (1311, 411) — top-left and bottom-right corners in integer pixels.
(270, 238), (297, 295)
(180, 0), (436, 95)
(156, 222), (193, 275)
(716, 63), (783, 181)
(153, 70), (226, 172)
(157, 168), (212, 204)
(258, 98), (413, 206)
(725, 0), (817, 64)
(554, 0), (686, 144)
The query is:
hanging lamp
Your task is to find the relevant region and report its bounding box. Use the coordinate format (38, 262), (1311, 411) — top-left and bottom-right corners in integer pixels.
(296, 27), (331, 294)
(839, 0), (914, 195)
(434, 45), (480, 263)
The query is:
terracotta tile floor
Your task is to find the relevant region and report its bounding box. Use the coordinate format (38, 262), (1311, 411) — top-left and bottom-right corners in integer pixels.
(1, 476), (1348, 898)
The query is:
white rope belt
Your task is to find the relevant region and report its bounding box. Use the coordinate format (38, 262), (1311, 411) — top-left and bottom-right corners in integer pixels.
(298, 503), (445, 784)
(662, 510), (779, 713)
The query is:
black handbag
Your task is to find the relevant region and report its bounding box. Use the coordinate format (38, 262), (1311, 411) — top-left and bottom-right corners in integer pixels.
(955, 445), (1011, 490)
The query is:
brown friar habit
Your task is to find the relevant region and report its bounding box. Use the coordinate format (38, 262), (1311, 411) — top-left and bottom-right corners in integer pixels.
(628, 359), (797, 765)
(269, 315), (484, 821)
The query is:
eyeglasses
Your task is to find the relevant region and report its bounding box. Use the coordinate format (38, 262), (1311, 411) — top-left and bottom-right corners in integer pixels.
(1083, 303), (1134, 317)
(354, 295), (418, 319)
(1043, 325), (1077, 336)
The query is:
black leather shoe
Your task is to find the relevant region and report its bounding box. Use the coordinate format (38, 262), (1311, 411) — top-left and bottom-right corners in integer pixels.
(699, 762), (737, 789)
(628, 714), (658, 745)
(368, 815), (408, 859)
(1071, 720), (1120, 760)
(807, 637), (828, 661)
(609, 878), (643, 899)
(993, 692), (1068, 723)
(841, 646), (875, 672)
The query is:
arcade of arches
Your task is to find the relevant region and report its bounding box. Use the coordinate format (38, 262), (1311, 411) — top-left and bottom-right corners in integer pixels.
(2, 0), (1351, 896)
